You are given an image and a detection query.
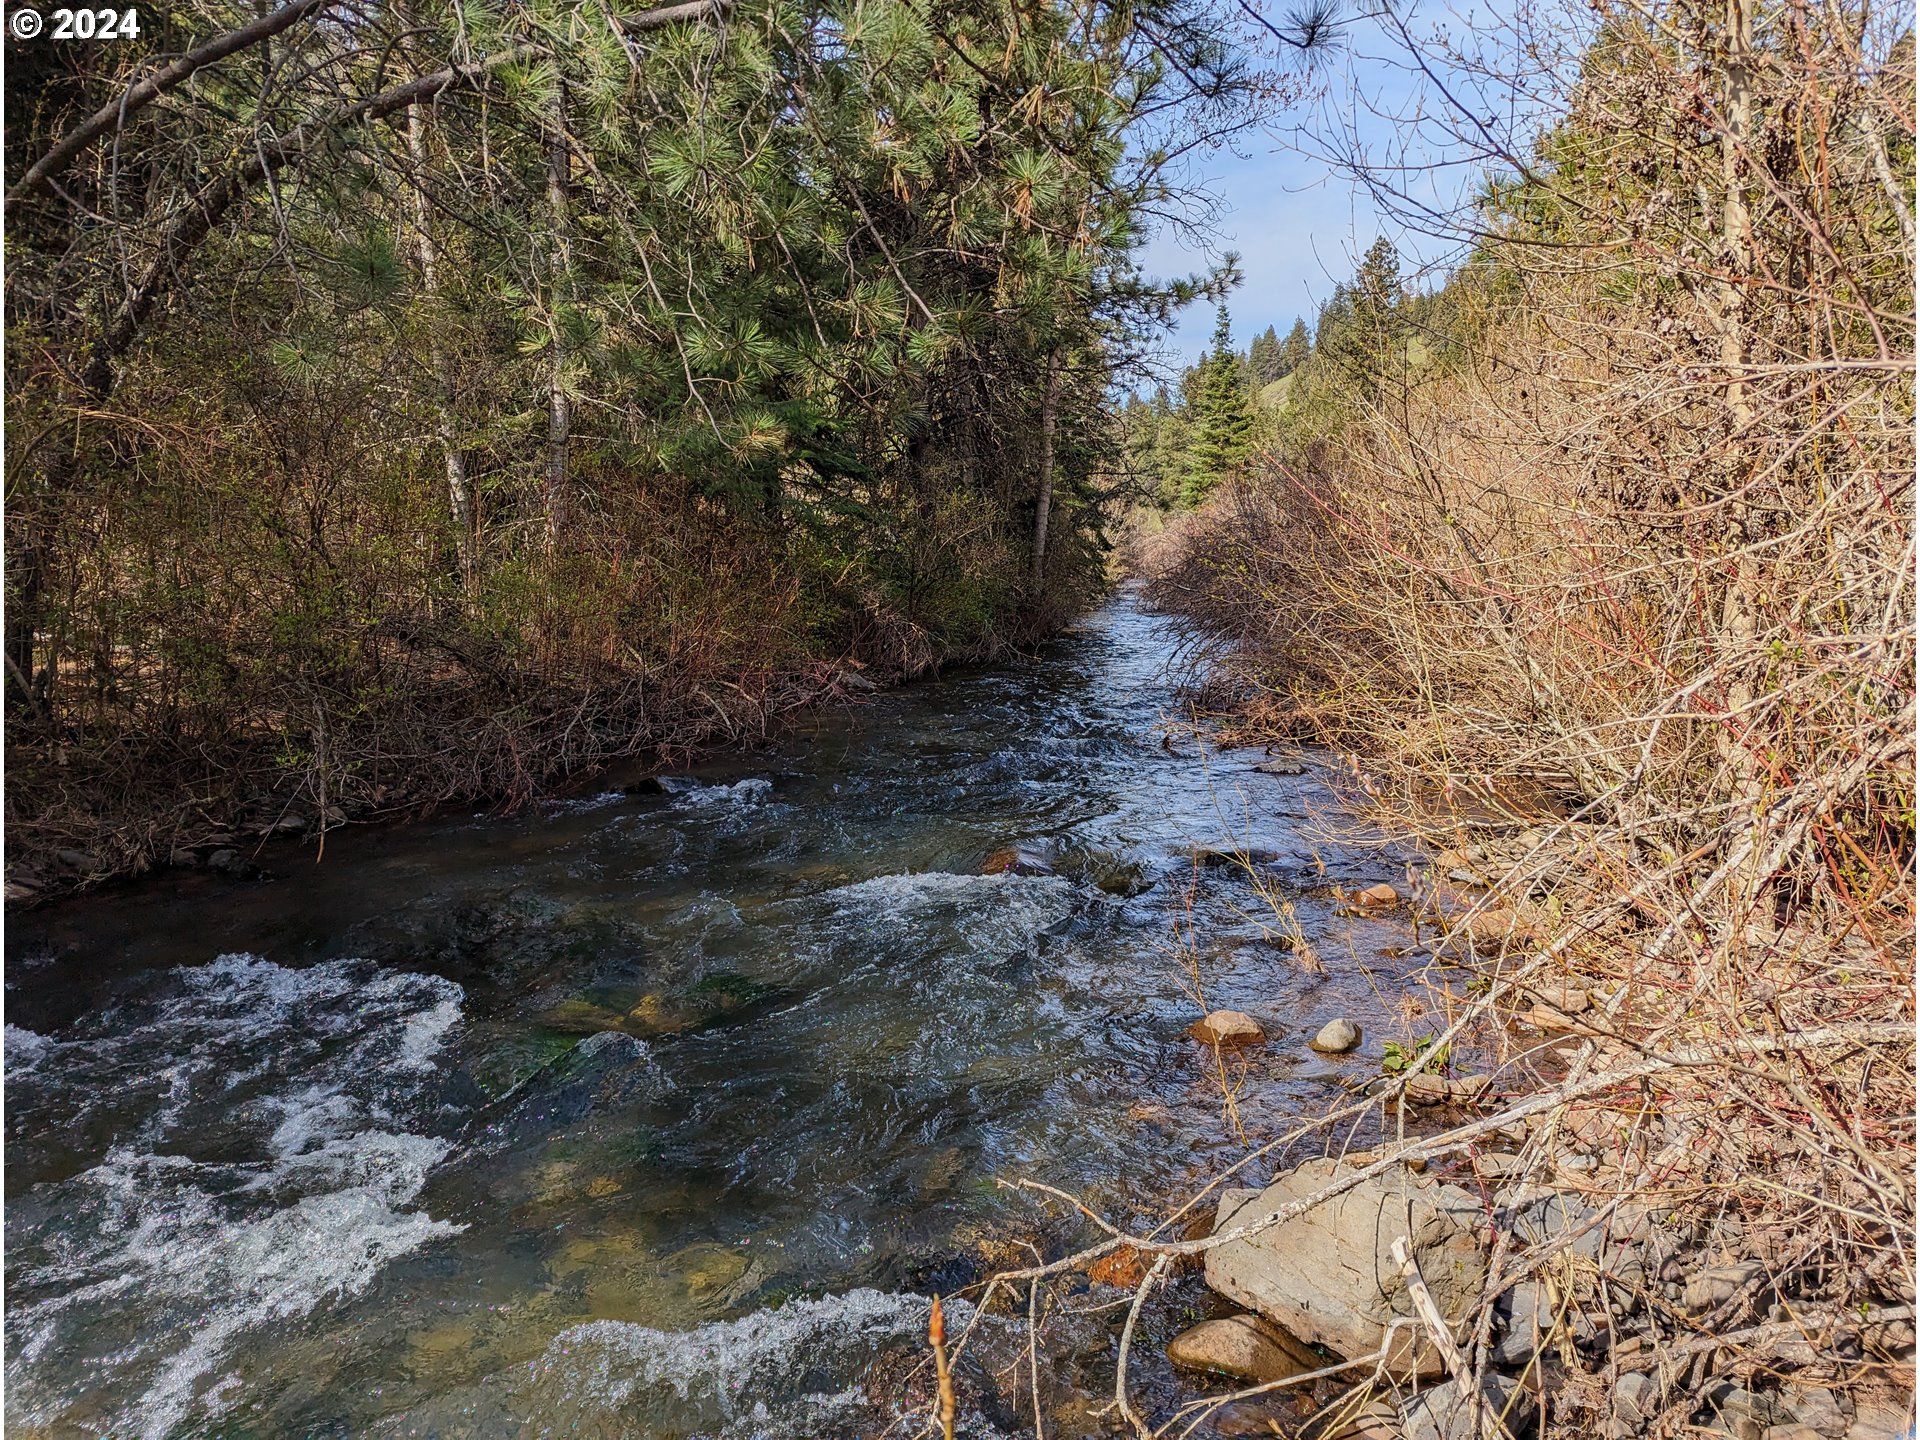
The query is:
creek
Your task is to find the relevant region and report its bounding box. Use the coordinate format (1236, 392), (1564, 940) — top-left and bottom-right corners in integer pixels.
(4, 587), (1422, 1438)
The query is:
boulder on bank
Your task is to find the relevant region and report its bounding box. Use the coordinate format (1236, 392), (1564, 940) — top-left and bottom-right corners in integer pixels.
(1204, 1157), (1486, 1376)
(1165, 1314), (1322, 1384)
(1401, 1374), (1532, 1440)
(1190, 1010), (1266, 1047)
(1311, 1018), (1363, 1053)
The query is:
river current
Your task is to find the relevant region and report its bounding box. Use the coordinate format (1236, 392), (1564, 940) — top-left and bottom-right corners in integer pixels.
(4, 588), (1421, 1437)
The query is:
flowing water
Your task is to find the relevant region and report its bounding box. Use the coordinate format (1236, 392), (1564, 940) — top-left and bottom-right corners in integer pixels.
(4, 588), (1423, 1439)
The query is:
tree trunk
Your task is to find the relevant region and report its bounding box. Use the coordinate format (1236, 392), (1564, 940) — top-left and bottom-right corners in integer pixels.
(405, 106), (477, 589)
(543, 90), (573, 544)
(1028, 348), (1063, 598)
(1713, 0), (1766, 914)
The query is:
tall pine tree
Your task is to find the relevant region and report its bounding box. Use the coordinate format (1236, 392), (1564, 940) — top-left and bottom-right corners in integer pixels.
(1278, 317), (1311, 376)
(1248, 324), (1282, 384)
(1182, 306), (1257, 505)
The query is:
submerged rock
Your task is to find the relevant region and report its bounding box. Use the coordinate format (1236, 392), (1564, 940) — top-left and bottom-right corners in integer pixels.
(1204, 1157), (1486, 1376)
(1190, 1010), (1265, 1047)
(982, 844), (1054, 877)
(1255, 756), (1308, 776)
(1311, 1018), (1363, 1053)
(1166, 1314), (1321, 1384)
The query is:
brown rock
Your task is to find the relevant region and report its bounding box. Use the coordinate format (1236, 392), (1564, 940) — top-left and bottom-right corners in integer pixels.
(1165, 1314), (1322, 1384)
(1353, 883), (1400, 909)
(1088, 1245), (1147, 1288)
(982, 844), (1053, 876)
(1190, 1010), (1266, 1047)
(1442, 907), (1534, 949)
(1403, 1073), (1490, 1106)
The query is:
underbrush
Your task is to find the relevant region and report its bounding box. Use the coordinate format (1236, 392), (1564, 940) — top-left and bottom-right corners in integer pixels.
(5, 458), (1080, 894)
(1105, 303), (1915, 1428)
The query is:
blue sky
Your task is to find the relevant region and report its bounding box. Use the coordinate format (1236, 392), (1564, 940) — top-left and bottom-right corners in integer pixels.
(1136, 8), (1524, 374)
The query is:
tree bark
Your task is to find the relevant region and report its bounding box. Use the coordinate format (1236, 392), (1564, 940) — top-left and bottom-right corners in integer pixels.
(1028, 348), (1064, 598)
(405, 107), (477, 589)
(1713, 0), (1766, 911)
(543, 90), (573, 544)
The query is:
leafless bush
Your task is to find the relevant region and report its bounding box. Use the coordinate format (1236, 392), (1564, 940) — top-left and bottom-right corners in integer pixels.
(971, 0), (1915, 1431)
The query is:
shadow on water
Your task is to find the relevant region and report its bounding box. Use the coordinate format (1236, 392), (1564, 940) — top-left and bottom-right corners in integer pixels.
(3, 587), (1427, 1438)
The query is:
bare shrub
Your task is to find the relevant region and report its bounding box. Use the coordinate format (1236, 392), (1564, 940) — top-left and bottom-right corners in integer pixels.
(1034, 0), (1915, 1430)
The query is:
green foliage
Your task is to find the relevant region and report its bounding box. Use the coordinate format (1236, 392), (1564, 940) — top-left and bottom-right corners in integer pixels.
(1182, 305), (1257, 505)
(4, 0), (1276, 827)
(1380, 1035), (1450, 1076)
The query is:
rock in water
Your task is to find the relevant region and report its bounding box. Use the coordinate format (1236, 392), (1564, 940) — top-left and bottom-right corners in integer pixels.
(1190, 1010), (1266, 1047)
(1165, 1315), (1322, 1384)
(1256, 756), (1307, 776)
(1204, 1158), (1485, 1376)
(981, 844), (1054, 876)
(1311, 1018), (1362, 1053)
(1353, 883), (1400, 908)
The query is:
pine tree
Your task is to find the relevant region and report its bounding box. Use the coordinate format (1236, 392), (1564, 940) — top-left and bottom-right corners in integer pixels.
(1182, 306), (1257, 506)
(1247, 324), (1283, 385)
(1278, 318), (1311, 376)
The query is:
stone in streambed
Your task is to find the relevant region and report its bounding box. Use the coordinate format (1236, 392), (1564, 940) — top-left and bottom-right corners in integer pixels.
(1190, 1010), (1265, 1047)
(982, 844), (1054, 876)
(1165, 1314), (1321, 1384)
(1353, 882), (1400, 908)
(1311, 1018), (1363, 1053)
(1255, 756), (1308, 776)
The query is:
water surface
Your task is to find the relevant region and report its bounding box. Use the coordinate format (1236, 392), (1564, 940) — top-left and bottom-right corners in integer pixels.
(4, 589), (1421, 1438)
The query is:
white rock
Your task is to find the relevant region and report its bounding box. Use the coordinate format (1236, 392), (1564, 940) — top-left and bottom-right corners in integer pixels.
(1684, 1260), (1764, 1312)
(1785, 1388), (1848, 1438)
(1403, 1376), (1530, 1440)
(1845, 1400), (1916, 1439)
(1311, 1018), (1363, 1053)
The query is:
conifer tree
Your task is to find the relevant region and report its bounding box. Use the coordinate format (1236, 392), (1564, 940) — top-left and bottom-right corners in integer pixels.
(1247, 324), (1282, 384)
(1277, 317), (1310, 376)
(1182, 305), (1257, 505)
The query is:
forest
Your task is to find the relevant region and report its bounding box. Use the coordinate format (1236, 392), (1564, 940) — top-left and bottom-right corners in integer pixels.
(5, 0), (1261, 885)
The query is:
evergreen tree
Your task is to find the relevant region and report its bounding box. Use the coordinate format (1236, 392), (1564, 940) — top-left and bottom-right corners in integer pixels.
(1278, 318), (1311, 376)
(1182, 306), (1257, 505)
(1247, 324), (1283, 385)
